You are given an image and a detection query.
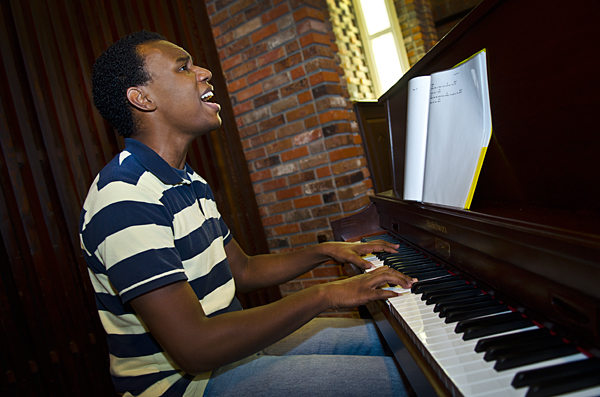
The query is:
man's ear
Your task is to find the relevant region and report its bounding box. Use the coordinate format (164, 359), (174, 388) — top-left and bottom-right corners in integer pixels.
(127, 87), (156, 111)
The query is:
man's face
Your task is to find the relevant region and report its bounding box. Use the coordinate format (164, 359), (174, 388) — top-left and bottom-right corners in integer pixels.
(136, 40), (222, 137)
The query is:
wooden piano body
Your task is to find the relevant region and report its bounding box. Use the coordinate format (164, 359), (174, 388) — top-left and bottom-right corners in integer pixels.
(332, 0), (600, 395)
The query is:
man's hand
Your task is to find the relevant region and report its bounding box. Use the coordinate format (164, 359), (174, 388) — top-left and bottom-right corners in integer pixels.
(323, 266), (415, 310)
(322, 240), (400, 270)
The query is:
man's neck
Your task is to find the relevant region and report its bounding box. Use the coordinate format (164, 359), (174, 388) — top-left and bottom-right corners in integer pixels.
(132, 133), (192, 170)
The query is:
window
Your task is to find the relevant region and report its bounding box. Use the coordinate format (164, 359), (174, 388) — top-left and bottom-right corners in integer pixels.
(353, 0), (409, 97)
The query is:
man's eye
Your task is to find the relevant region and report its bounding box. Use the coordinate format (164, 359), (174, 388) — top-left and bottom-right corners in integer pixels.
(179, 64), (188, 71)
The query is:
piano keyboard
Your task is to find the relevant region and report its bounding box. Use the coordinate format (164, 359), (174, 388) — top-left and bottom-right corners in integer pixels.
(362, 235), (600, 397)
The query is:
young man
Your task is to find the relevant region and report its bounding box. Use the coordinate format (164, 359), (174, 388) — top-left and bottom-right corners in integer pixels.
(80, 31), (415, 396)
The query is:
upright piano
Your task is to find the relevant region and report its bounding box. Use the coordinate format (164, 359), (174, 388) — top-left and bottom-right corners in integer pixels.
(332, 1), (600, 396)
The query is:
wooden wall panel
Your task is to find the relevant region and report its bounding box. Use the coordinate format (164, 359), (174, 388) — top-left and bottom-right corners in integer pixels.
(0, 0), (278, 395)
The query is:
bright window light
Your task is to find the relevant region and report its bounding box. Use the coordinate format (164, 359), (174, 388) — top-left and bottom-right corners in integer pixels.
(371, 33), (402, 94)
(359, 0), (390, 35)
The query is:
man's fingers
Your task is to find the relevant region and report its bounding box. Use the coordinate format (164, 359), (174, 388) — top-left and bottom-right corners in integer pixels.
(368, 266), (417, 288)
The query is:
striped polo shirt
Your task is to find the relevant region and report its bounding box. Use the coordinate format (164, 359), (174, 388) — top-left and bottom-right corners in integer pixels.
(79, 138), (241, 396)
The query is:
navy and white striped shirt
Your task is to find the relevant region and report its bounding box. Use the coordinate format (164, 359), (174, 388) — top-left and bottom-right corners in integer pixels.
(79, 138), (241, 396)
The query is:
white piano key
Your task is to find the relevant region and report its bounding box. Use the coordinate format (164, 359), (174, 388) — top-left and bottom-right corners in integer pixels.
(385, 289), (594, 397)
(559, 385), (600, 397)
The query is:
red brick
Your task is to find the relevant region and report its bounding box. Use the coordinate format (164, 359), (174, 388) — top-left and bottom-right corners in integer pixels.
(309, 71), (340, 86)
(228, 78), (248, 93)
(276, 186), (303, 200)
(304, 179), (334, 194)
(266, 138), (293, 155)
(325, 134), (353, 149)
(250, 169), (272, 182)
(288, 170), (316, 186)
(311, 203), (341, 217)
(222, 54), (243, 71)
(259, 114), (286, 131)
(276, 121), (304, 138)
(262, 3), (290, 24)
(293, 128), (322, 146)
(281, 146), (309, 162)
(291, 66), (306, 80)
(256, 192), (277, 206)
(316, 166), (331, 178)
(274, 53), (304, 73)
(299, 32), (331, 48)
(329, 147), (359, 163)
(225, 37), (252, 57)
(273, 223), (301, 236)
(251, 23), (278, 43)
(262, 214), (284, 227)
(285, 103), (315, 122)
(239, 124), (259, 139)
(259, 47), (286, 67)
(244, 147), (266, 161)
(230, 59), (258, 80)
(233, 101), (254, 116)
(300, 218), (329, 231)
(281, 78), (309, 97)
(261, 177), (288, 192)
(290, 232), (317, 246)
(294, 195), (322, 209)
(299, 152), (328, 170)
(292, 7), (325, 22)
(248, 66), (274, 85)
(267, 201), (294, 214)
(237, 84), (263, 102)
(304, 115), (320, 129)
(318, 110), (349, 124)
(331, 158), (365, 175)
(297, 90), (312, 104)
(297, 19), (328, 36)
(341, 195), (371, 212)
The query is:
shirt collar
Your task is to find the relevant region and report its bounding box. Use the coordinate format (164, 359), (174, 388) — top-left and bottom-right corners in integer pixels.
(124, 138), (191, 185)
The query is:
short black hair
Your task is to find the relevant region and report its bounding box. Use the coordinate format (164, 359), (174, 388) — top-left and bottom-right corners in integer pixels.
(92, 31), (166, 138)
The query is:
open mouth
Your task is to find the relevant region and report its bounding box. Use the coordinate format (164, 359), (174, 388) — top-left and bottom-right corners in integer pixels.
(201, 91), (214, 102)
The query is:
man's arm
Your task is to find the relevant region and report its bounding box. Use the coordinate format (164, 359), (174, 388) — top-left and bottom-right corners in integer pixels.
(225, 237), (403, 292)
(130, 265), (413, 375)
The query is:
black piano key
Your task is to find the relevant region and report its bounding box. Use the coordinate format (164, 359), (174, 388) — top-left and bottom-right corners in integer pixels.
(438, 298), (500, 317)
(421, 284), (476, 301)
(444, 303), (509, 323)
(410, 275), (459, 293)
(426, 288), (484, 305)
(475, 328), (550, 353)
(387, 262), (437, 271)
(385, 258), (434, 266)
(526, 371), (600, 397)
(413, 279), (466, 294)
(404, 269), (449, 281)
(512, 357), (600, 388)
(456, 312), (532, 340)
(494, 343), (579, 371)
(484, 335), (565, 362)
(434, 294), (494, 313)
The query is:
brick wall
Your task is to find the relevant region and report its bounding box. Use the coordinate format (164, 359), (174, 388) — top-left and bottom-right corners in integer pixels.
(393, 0), (438, 65)
(206, 0), (375, 317)
(205, 0), (438, 317)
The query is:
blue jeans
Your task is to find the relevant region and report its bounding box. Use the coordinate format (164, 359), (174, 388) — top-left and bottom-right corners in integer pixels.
(203, 318), (408, 396)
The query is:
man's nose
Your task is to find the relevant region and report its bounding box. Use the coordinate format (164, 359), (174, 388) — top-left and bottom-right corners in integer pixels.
(195, 66), (212, 82)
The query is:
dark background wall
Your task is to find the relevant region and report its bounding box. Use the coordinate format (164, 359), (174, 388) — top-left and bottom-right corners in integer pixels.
(0, 0), (276, 395)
